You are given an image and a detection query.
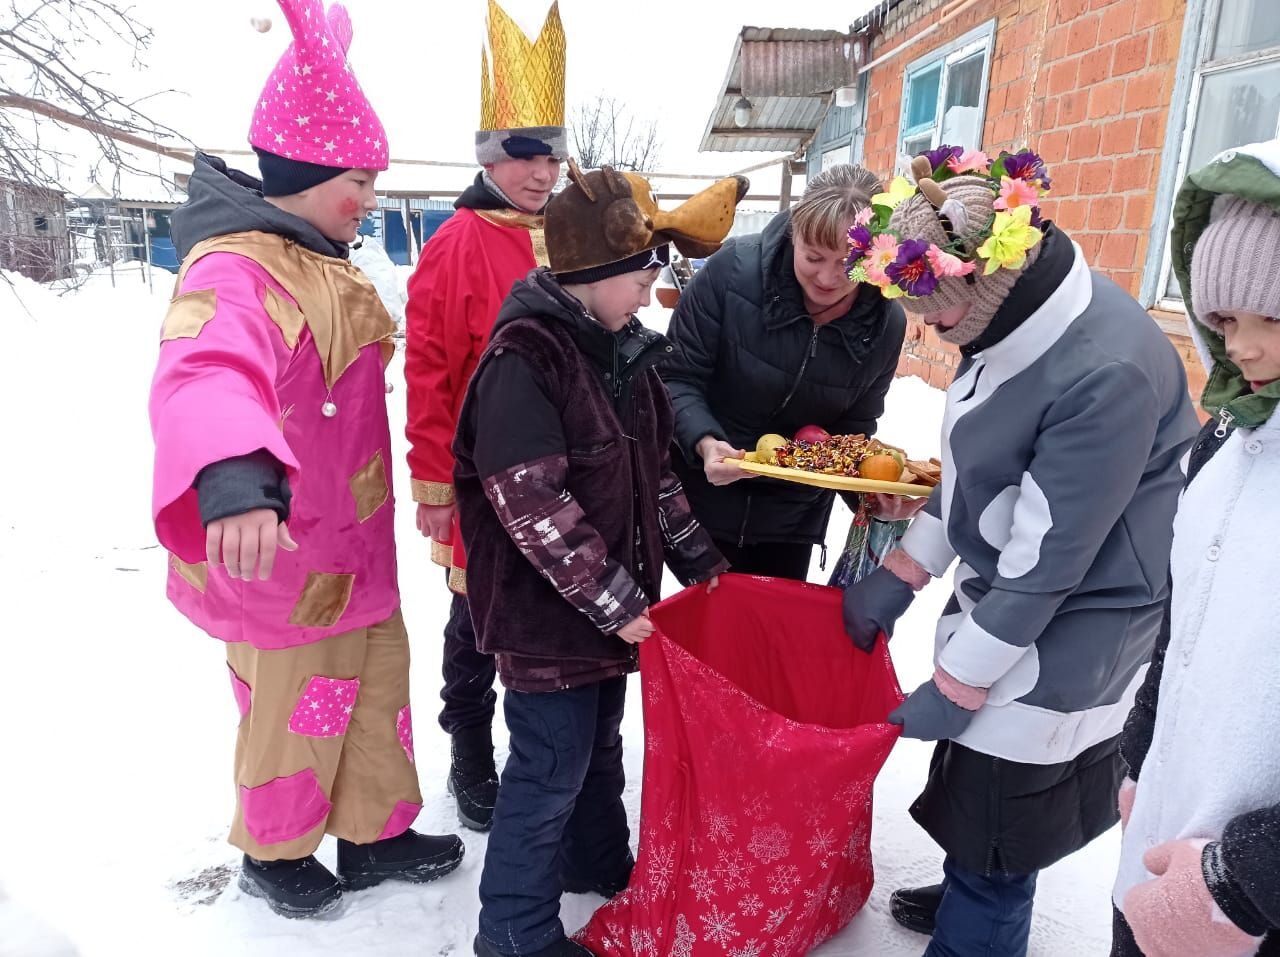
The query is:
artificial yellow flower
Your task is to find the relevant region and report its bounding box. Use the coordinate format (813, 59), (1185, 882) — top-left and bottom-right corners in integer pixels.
(977, 206), (1043, 275)
(871, 176), (916, 210)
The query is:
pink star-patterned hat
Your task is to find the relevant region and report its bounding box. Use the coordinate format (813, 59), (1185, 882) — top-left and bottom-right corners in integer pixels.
(248, 0), (389, 171)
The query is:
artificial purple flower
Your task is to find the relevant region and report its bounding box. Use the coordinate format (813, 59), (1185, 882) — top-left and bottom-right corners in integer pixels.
(1029, 206), (1044, 228)
(847, 224), (874, 259)
(920, 145), (964, 174)
(885, 239), (939, 297)
(1001, 150), (1052, 191)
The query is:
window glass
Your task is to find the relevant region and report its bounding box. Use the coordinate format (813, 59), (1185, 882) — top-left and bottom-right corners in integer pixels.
(905, 64), (941, 133)
(1212, 0), (1280, 60)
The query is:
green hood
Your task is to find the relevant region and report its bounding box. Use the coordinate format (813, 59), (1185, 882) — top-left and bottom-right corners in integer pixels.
(1170, 141), (1280, 428)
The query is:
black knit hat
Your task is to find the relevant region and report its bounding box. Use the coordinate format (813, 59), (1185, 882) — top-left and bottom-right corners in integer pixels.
(255, 148), (348, 197)
(553, 243), (670, 285)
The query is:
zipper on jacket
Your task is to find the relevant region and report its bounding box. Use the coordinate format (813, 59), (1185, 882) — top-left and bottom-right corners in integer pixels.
(737, 495), (753, 548)
(984, 756), (1003, 878)
(768, 322), (820, 419)
(1214, 407), (1235, 439)
(819, 543), (828, 571)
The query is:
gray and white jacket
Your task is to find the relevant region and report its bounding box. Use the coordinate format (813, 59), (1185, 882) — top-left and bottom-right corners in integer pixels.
(900, 237), (1199, 765)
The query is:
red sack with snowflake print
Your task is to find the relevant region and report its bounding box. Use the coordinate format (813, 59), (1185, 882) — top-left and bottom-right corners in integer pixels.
(576, 573), (903, 957)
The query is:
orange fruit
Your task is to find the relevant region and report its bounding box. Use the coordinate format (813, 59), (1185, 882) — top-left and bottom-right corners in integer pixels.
(859, 453), (904, 482)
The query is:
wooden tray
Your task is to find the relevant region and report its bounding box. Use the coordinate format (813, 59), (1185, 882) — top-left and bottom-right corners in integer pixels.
(734, 458), (933, 496)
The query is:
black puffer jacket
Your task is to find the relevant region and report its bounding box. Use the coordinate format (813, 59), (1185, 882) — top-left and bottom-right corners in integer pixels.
(662, 211), (906, 547)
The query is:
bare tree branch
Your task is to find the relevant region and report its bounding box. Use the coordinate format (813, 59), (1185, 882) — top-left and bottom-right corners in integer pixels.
(570, 95), (662, 172)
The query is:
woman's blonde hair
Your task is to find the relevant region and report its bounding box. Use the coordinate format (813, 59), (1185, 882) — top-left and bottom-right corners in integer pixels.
(790, 163), (883, 250)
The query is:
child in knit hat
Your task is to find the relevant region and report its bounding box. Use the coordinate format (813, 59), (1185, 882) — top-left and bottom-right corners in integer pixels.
(149, 0), (463, 919)
(453, 160), (745, 957)
(1111, 141), (1280, 957)
(841, 146), (1198, 956)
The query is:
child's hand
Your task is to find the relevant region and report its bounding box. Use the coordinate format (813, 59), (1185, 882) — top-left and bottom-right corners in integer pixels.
(617, 612), (655, 645)
(416, 503), (454, 542)
(698, 437), (757, 487)
(706, 575), (721, 592)
(206, 508), (298, 581)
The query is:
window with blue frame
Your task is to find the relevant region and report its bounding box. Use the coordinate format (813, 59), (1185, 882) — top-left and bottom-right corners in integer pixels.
(898, 21), (996, 168)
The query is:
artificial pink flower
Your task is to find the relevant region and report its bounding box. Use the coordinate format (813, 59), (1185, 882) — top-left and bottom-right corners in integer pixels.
(947, 149), (990, 174)
(854, 206), (875, 226)
(926, 244), (977, 278)
(994, 175), (1040, 211)
(865, 234), (901, 285)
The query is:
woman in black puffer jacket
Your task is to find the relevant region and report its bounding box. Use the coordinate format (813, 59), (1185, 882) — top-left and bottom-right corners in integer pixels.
(662, 164), (909, 579)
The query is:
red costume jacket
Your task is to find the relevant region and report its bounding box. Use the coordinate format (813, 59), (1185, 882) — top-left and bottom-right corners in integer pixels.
(405, 202), (546, 593)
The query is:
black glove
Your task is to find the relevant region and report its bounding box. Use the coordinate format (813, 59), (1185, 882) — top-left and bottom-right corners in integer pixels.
(889, 680), (977, 741)
(842, 564), (917, 653)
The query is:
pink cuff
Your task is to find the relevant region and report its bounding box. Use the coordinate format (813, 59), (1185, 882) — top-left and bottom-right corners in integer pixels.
(934, 666), (988, 711)
(883, 548), (932, 591)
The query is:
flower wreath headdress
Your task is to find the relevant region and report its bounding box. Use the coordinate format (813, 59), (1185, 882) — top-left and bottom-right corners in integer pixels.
(845, 146), (1051, 299)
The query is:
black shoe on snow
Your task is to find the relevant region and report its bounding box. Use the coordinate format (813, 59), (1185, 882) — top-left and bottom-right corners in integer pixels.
(336, 829), (465, 890)
(238, 854), (343, 919)
(474, 934), (595, 957)
(562, 851), (635, 898)
(889, 882), (944, 936)
(449, 725), (499, 831)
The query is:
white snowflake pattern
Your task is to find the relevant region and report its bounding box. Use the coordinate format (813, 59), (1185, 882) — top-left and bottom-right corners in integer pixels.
(730, 939), (766, 957)
(705, 808), (736, 845)
(763, 902), (793, 934)
(807, 827), (837, 859)
(700, 905), (741, 946)
(689, 864), (718, 903)
(742, 794), (772, 821)
(671, 914), (696, 957)
(738, 893), (765, 917)
(630, 929), (657, 955)
(767, 863), (801, 896)
(647, 842), (676, 896)
(747, 824), (791, 863)
(803, 806), (826, 829)
(844, 822), (870, 863)
(662, 808), (676, 831)
(714, 849), (754, 892)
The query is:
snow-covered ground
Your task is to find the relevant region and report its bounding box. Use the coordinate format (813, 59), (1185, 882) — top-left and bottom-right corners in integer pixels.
(0, 266), (1117, 956)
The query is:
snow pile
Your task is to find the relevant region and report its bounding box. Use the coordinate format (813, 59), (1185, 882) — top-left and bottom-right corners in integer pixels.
(350, 238), (407, 326)
(0, 269), (1120, 955)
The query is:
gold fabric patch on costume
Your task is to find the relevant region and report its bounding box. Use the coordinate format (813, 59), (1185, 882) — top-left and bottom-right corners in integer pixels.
(529, 228), (550, 268)
(448, 566), (467, 596)
(431, 540), (454, 568)
(262, 286), (305, 349)
(176, 232), (397, 390)
(288, 572), (356, 628)
(411, 478), (456, 506)
(349, 450), (390, 523)
(161, 288), (218, 341)
(170, 554), (209, 593)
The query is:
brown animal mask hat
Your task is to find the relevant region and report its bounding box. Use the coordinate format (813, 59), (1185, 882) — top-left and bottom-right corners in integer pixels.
(547, 159), (750, 284)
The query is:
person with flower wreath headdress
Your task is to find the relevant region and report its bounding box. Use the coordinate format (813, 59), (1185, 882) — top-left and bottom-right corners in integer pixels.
(840, 145), (1199, 955)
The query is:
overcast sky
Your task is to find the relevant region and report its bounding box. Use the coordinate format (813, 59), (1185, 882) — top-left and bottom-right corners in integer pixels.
(97, 0), (875, 185)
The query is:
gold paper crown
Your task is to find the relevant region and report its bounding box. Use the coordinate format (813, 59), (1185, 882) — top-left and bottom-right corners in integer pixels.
(479, 0), (567, 131)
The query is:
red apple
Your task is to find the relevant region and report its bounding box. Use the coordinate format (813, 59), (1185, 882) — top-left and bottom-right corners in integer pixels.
(794, 424), (831, 444)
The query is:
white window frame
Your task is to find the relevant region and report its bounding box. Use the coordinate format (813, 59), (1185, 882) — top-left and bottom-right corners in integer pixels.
(1142, 0), (1280, 311)
(896, 20), (996, 171)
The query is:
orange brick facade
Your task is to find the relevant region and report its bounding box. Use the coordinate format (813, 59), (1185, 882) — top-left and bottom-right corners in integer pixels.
(857, 0), (1204, 400)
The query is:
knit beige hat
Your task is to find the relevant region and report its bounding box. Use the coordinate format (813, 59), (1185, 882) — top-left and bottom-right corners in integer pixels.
(1191, 194), (1280, 331)
(888, 173), (1040, 346)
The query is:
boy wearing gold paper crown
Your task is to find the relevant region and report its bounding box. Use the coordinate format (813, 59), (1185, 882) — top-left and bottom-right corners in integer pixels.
(840, 148), (1197, 955)
(404, 0), (567, 833)
(454, 162), (746, 956)
(149, 0), (462, 920)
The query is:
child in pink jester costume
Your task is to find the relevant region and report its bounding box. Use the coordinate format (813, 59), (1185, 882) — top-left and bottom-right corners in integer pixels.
(148, 0), (462, 920)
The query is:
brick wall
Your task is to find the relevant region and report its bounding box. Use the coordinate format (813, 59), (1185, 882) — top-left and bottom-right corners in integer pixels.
(860, 0), (1202, 402)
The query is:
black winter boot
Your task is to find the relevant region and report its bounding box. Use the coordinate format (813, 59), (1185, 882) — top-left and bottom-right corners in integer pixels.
(562, 850), (635, 899)
(474, 934), (594, 956)
(449, 725), (499, 831)
(889, 882), (944, 935)
(238, 854), (343, 919)
(336, 829), (464, 890)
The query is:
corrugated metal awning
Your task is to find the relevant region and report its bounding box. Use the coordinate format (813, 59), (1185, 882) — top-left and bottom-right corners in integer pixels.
(699, 27), (857, 154)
